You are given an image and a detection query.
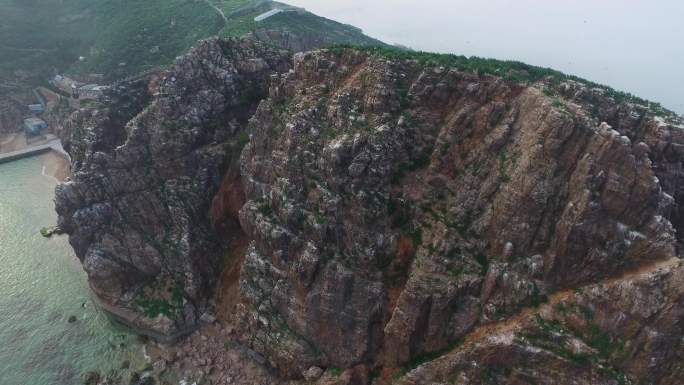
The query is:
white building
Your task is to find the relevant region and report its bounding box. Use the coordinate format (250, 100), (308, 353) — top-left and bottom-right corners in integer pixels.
(254, 9), (283, 22)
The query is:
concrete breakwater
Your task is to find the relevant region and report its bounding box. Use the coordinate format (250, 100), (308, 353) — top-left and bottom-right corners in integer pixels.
(0, 135), (69, 165)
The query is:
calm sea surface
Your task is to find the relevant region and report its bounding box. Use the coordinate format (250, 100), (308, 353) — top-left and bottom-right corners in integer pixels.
(0, 156), (143, 385)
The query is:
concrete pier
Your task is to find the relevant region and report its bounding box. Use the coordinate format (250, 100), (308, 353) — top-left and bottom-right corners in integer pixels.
(0, 136), (69, 165)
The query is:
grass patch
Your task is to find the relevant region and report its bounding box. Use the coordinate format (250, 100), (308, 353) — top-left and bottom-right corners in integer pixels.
(498, 152), (513, 183)
(328, 367), (342, 377)
(135, 282), (184, 318)
(258, 11), (384, 48)
(312, 208), (326, 224)
(236, 131), (250, 147)
(258, 202), (273, 217)
(474, 253), (489, 276)
(517, 315), (629, 384)
(1, 0), (383, 85)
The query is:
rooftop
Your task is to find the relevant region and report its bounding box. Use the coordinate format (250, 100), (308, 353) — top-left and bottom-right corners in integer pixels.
(254, 9), (283, 22)
(80, 84), (108, 91)
(24, 117), (46, 125)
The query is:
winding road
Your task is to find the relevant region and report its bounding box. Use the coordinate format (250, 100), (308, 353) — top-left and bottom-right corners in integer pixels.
(204, 0), (230, 26)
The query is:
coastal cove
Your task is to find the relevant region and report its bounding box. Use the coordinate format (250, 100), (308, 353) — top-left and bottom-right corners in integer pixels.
(0, 155), (145, 385)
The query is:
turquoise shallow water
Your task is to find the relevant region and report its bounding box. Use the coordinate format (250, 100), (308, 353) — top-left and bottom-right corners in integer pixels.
(0, 156), (143, 385)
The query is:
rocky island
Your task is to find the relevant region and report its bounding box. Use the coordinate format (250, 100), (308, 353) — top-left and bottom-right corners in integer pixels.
(50, 36), (684, 385)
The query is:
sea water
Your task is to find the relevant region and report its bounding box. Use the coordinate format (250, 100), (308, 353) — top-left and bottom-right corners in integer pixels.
(0, 156), (144, 385)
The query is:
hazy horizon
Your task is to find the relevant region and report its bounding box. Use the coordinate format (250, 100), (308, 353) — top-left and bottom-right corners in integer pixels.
(287, 0), (684, 116)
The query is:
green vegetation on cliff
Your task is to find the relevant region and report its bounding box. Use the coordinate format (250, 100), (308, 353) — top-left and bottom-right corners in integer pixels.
(329, 45), (682, 122)
(254, 10), (383, 46)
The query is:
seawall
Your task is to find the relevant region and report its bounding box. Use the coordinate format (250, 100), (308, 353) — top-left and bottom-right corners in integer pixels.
(0, 137), (70, 165)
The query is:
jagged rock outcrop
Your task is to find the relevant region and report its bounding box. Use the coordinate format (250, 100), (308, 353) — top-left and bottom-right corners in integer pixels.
(56, 38), (684, 383)
(396, 257), (684, 385)
(232, 48), (684, 381)
(55, 38), (290, 340)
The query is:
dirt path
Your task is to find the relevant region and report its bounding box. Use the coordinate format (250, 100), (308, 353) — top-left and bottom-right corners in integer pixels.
(462, 256), (681, 348)
(371, 256), (684, 385)
(204, 0), (230, 26)
(384, 257), (682, 383)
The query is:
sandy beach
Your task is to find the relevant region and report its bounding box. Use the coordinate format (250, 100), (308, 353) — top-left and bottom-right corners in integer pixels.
(0, 132), (27, 153)
(38, 150), (71, 182)
(0, 131), (71, 181)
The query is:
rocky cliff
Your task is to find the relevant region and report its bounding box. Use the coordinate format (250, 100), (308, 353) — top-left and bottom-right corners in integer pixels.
(55, 38), (290, 341)
(55, 38), (684, 384)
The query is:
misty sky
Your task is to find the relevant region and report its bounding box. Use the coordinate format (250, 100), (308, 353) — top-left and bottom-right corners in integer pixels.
(287, 0), (684, 116)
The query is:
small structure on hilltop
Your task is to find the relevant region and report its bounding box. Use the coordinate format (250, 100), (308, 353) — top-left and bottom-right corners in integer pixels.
(79, 84), (108, 100)
(253, 5), (303, 23)
(28, 104), (44, 113)
(23, 117), (48, 136)
(254, 9), (283, 22)
(52, 74), (81, 97)
(51, 74), (108, 100)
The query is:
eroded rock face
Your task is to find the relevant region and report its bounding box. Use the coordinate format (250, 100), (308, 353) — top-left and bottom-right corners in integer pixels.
(395, 258), (684, 385)
(55, 38), (290, 340)
(236, 49), (683, 378)
(56, 39), (684, 382)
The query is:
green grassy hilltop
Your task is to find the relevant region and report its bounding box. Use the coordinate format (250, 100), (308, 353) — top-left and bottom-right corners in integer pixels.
(0, 0), (90, 77)
(1, 0), (677, 121)
(0, 0), (382, 82)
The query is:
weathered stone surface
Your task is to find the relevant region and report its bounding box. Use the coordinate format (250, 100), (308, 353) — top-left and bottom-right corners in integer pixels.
(56, 39), (684, 383)
(55, 38), (290, 340)
(395, 258), (684, 385)
(237, 48), (684, 379)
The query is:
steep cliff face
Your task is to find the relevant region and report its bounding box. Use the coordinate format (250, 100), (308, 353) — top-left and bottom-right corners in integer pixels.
(56, 38), (684, 383)
(235, 49), (684, 382)
(55, 38), (290, 340)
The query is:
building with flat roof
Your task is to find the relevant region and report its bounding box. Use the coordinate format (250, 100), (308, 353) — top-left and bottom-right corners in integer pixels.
(51, 75), (82, 97)
(78, 84), (108, 100)
(254, 9), (283, 22)
(28, 104), (44, 113)
(23, 117), (48, 135)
